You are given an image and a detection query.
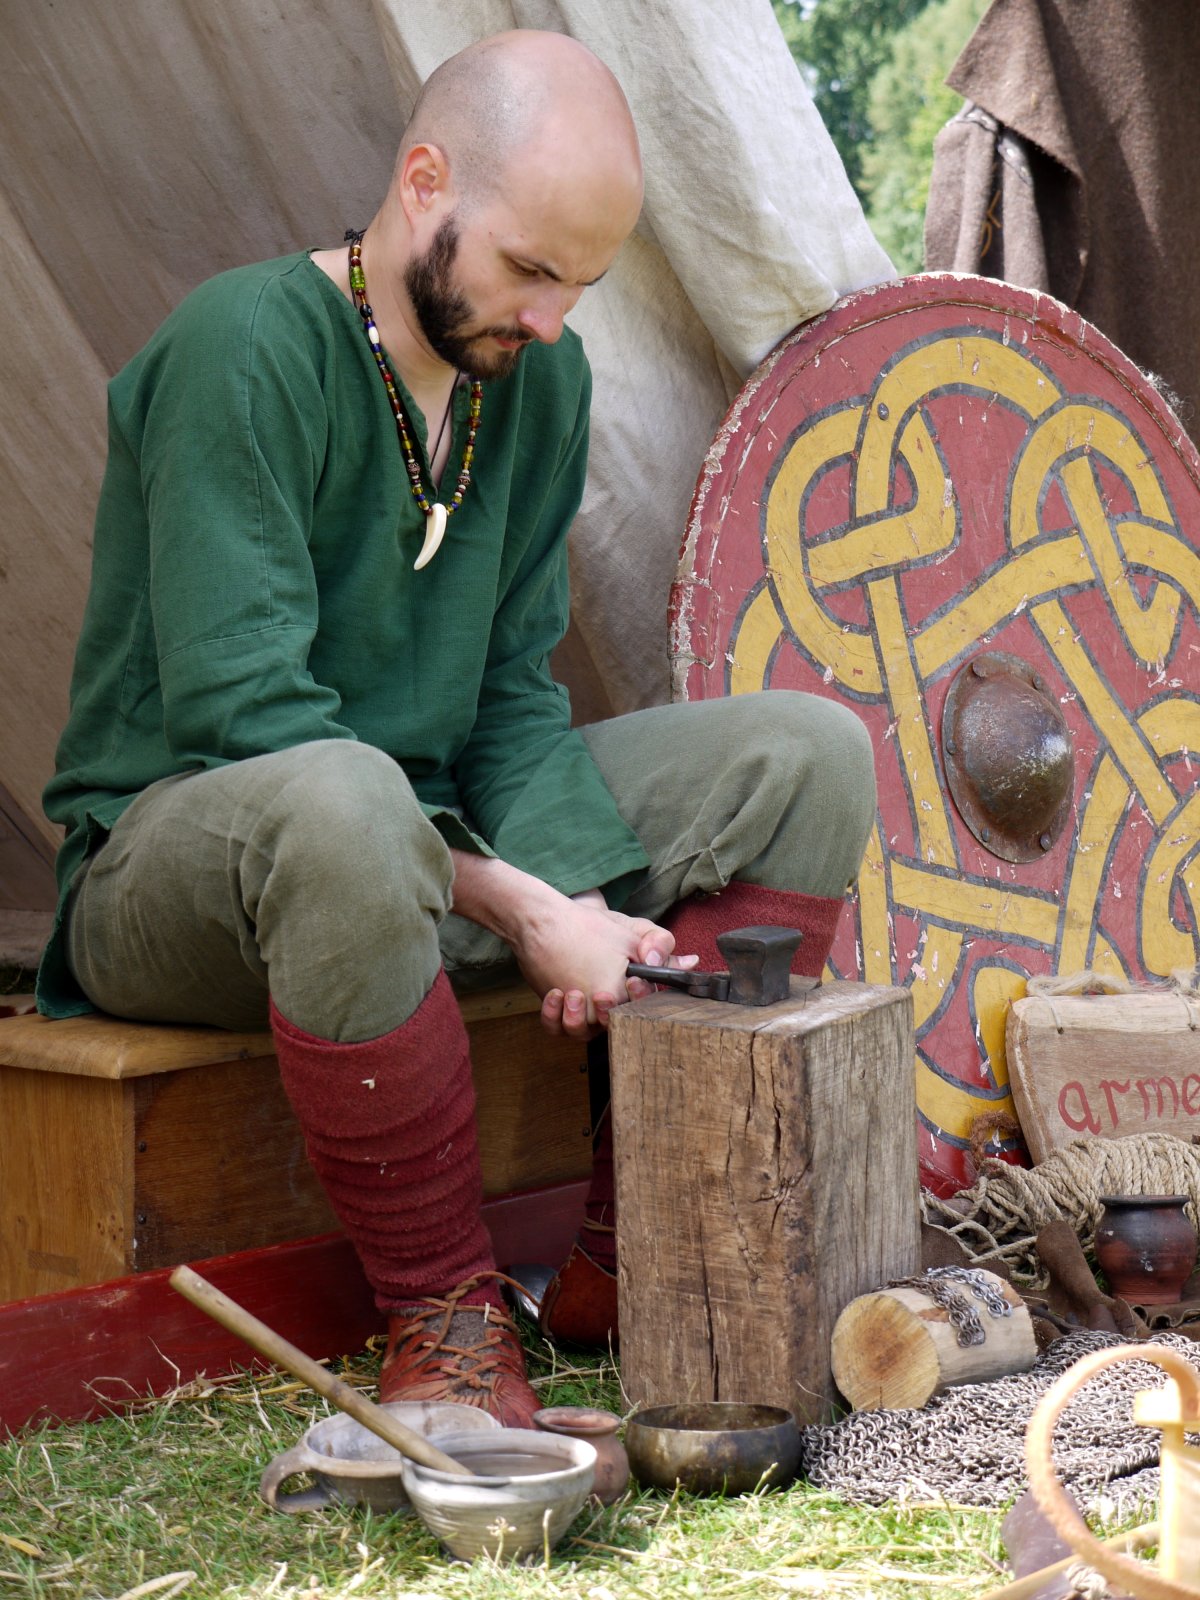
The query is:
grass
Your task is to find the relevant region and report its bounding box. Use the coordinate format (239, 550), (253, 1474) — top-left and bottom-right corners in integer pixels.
(0, 1328), (1117, 1600)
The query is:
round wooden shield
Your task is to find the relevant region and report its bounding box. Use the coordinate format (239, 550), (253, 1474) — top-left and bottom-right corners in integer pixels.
(671, 273), (1200, 1196)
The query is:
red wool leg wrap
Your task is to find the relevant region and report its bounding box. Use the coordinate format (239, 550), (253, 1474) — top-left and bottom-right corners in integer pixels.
(580, 1102), (616, 1272)
(579, 882), (847, 1262)
(664, 881), (846, 977)
(270, 969), (499, 1314)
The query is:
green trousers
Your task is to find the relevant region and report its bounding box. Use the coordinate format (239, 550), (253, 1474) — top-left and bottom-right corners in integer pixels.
(66, 692), (874, 1041)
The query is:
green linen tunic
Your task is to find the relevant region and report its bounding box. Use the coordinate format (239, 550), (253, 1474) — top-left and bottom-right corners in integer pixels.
(38, 252), (650, 1016)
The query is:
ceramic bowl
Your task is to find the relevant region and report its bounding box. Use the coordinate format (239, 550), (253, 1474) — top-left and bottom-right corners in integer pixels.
(259, 1401), (499, 1514)
(625, 1402), (800, 1496)
(400, 1427), (596, 1560)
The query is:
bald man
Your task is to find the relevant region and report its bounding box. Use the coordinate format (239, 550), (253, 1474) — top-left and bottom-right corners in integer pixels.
(40, 32), (875, 1425)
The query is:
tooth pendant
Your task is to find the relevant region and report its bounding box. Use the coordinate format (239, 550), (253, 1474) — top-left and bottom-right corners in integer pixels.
(413, 502), (448, 571)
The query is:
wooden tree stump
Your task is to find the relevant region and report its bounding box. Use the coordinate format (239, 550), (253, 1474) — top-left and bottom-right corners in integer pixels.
(611, 979), (917, 1426)
(830, 1270), (1037, 1411)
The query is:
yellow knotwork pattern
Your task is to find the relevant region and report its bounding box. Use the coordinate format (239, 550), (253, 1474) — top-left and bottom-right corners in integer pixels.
(728, 327), (1200, 1148)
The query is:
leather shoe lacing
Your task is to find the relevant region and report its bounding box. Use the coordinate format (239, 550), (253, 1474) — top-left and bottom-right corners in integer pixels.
(380, 1271), (540, 1424)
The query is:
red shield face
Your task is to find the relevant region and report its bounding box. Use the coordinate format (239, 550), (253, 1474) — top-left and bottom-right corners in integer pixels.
(672, 275), (1200, 1195)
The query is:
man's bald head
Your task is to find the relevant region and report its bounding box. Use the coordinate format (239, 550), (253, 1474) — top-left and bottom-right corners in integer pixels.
(362, 32), (643, 379)
(401, 31), (642, 224)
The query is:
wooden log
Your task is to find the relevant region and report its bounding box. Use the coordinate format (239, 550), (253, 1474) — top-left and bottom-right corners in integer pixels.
(611, 979), (918, 1426)
(830, 1269), (1037, 1411)
(1007, 992), (1200, 1162)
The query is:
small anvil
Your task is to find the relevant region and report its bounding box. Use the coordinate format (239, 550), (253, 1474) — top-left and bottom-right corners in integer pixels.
(626, 924), (802, 1006)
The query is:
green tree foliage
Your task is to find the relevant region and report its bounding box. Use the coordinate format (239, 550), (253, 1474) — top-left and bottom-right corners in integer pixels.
(772, 0), (987, 274)
(859, 0), (988, 271)
(772, 0), (930, 193)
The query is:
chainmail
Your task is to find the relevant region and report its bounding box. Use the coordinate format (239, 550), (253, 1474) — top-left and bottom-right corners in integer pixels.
(801, 1330), (1200, 1511)
(885, 1267), (1014, 1347)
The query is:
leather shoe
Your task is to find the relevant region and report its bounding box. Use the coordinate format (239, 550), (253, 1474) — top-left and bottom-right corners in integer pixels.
(380, 1274), (540, 1428)
(538, 1237), (619, 1348)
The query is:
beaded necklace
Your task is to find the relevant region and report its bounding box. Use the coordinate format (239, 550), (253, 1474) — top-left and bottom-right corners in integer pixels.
(346, 231), (483, 571)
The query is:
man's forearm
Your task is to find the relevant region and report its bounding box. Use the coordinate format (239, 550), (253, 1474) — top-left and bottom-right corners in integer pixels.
(447, 848), (558, 947)
(448, 849), (680, 1038)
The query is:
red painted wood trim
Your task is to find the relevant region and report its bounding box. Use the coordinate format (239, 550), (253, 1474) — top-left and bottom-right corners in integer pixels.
(0, 1181), (586, 1436)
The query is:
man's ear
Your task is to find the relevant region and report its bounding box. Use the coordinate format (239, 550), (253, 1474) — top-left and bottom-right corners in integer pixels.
(397, 141), (450, 222)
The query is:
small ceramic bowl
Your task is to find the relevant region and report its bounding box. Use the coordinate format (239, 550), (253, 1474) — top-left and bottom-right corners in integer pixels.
(400, 1427), (596, 1561)
(625, 1402), (800, 1496)
(259, 1401), (499, 1514)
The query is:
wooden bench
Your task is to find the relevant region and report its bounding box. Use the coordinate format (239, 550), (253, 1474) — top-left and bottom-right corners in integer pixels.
(0, 987), (592, 1306)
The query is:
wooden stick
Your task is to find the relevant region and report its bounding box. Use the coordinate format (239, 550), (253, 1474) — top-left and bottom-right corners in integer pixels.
(169, 1265), (472, 1476)
(976, 1521), (1159, 1600)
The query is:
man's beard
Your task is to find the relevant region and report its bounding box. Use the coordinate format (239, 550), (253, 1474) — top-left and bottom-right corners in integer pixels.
(404, 215), (533, 380)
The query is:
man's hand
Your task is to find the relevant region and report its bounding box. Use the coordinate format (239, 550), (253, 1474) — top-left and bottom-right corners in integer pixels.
(527, 888), (699, 1037)
(449, 852), (696, 1038)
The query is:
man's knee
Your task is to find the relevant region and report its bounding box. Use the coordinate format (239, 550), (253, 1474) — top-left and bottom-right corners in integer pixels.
(822, 700), (876, 865)
(769, 688), (874, 825)
(722, 691), (876, 893)
(255, 740), (453, 918)
(719, 691), (872, 793)
(781, 693), (876, 827)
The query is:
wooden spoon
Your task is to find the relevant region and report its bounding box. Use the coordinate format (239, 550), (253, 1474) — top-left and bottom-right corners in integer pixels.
(169, 1265), (474, 1476)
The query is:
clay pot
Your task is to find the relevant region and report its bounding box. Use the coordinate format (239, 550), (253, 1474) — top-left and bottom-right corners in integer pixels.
(1094, 1194), (1198, 1306)
(533, 1406), (630, 1504)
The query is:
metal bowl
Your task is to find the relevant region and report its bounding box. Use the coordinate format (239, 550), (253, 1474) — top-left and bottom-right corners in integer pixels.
(625, 1402), (800, 1496)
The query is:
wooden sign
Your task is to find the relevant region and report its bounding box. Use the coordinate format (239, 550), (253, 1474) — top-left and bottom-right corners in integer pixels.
(1007, 991), (1200, 1162)
(672, 273), (1200, 1196)
(611, 979), (917, 1427)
